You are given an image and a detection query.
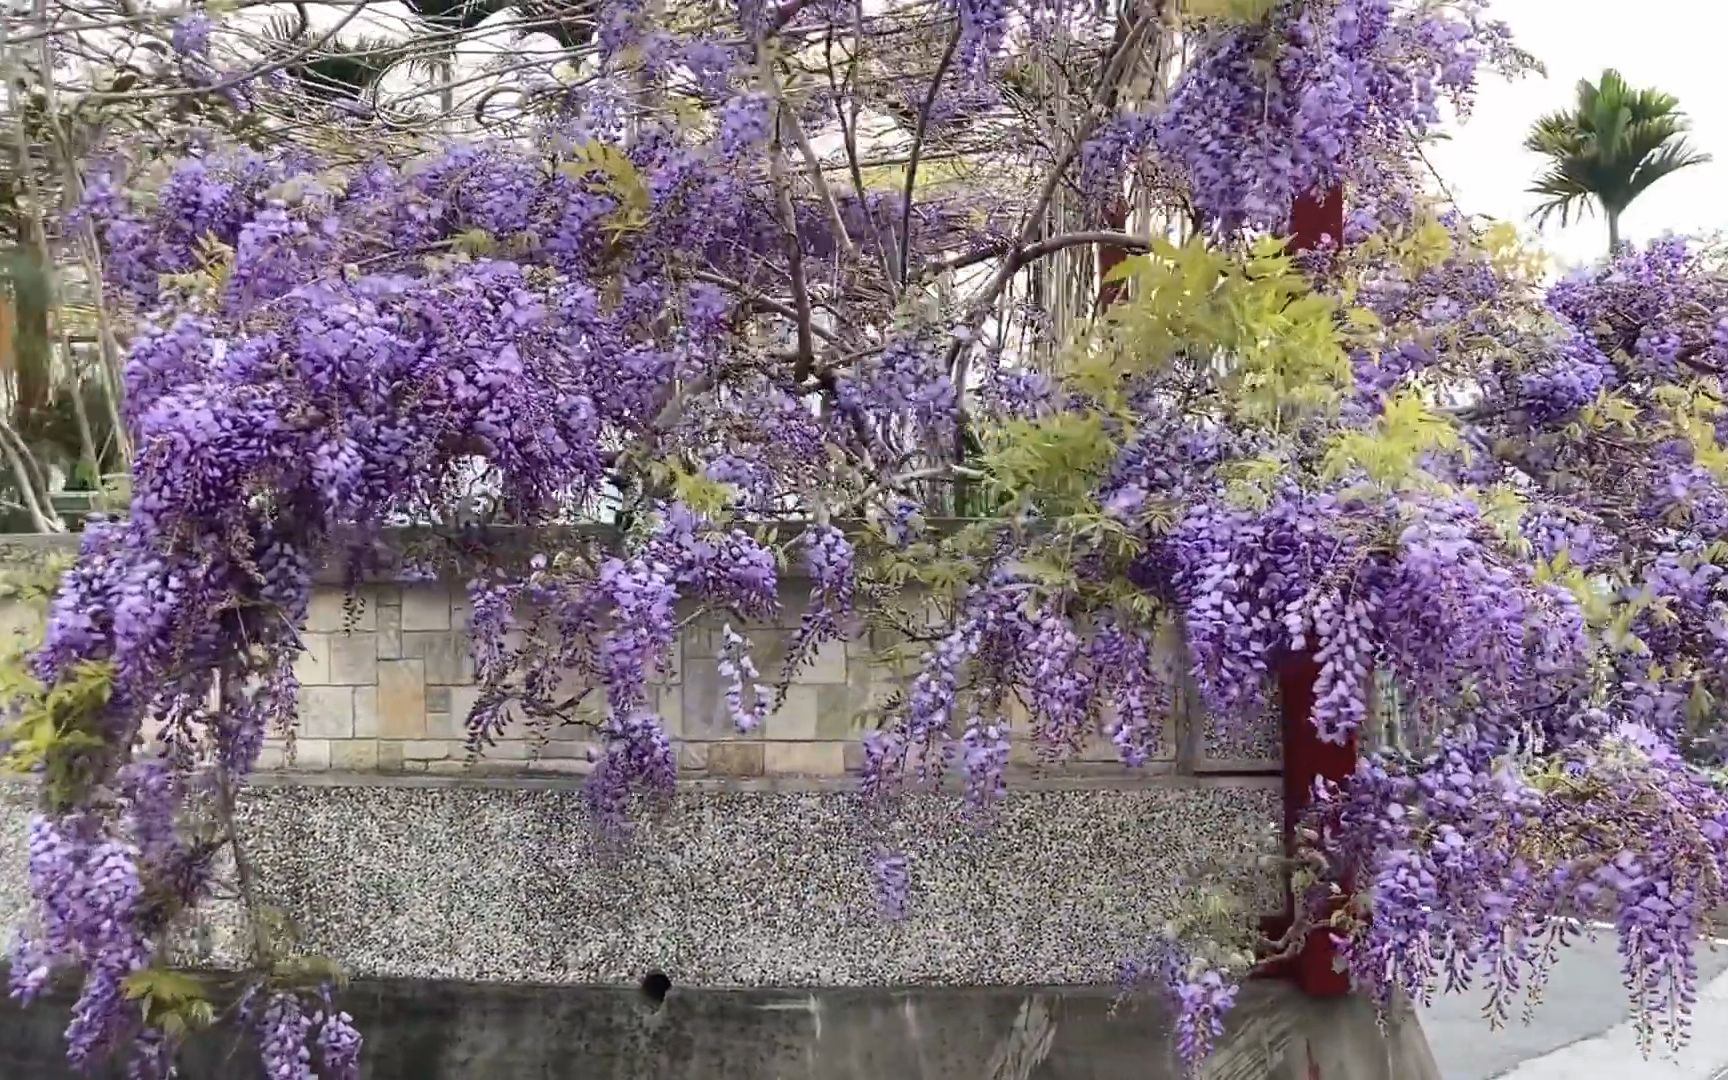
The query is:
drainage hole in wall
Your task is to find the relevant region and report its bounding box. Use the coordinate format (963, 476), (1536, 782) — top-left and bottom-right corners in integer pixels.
(639, 970), (671, 1007)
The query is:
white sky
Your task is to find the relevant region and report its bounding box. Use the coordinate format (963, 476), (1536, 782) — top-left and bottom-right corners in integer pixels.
(1428, 0), (1728, 273)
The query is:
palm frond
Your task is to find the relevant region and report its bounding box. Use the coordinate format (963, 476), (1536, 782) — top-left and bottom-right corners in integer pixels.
(392, 47), (459, 83)
(263, 10), (310, 47)
(515, 0), (596, 51)
(1528, 168), (1598, 229)
(405, 0), (508, 29)
(1627, 139), (1713, 201)
(1523, 111), (1587, 156)
(260, 12), (305, 46)
(288, 37), (408, 101)
(1625, 85), (1683, 121)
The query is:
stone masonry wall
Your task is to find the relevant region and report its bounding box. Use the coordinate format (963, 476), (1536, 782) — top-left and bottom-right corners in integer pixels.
(0, 532), (1280, 779)
(268, 578), (1281, 779)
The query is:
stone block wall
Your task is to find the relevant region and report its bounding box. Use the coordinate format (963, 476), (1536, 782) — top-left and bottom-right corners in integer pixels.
(0, 533), (1281, 779)
(268, 578), (1281, 779)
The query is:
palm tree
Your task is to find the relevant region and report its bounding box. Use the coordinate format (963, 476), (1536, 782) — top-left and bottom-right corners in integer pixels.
(1525, 69), (1713, 255)
(400, 0), (508, 115)
(265, 1), (592, 125)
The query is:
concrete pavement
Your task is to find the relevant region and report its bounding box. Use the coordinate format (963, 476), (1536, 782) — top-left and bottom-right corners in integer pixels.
(1421, 933), (1728, 1080)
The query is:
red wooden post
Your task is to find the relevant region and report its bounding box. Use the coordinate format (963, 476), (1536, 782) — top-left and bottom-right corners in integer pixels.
(1094, 196), (1133, 313)
(1090, 186), (1358, 998)
(1259, 652), (1358, 995)
(1289, 187), (1345, 255)
(1258, 186), (1357, 998)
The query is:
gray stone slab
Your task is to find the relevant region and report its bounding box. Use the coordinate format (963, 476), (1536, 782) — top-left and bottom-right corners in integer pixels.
(1420, 932), (1728, 1080)
(2, 976), (1439, 1080)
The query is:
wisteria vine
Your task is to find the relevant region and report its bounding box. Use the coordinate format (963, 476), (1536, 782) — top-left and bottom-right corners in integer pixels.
(7, 0), (1728, 1075)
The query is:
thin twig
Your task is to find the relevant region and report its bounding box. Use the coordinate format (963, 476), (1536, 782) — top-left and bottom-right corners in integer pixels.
(933, 229), (1152, 275)
(79, 0), (374, 102)
(829, 2), (897, 297)
(688, 269), (842, 346)
(757, 35), (818, 378)
(781, 96), (857, 265)
(896, 24), (961, 287)
(213, 756), (275, 969)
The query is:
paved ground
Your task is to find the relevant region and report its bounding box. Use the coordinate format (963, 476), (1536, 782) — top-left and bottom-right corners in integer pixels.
(1422, 933), (1728, 1079)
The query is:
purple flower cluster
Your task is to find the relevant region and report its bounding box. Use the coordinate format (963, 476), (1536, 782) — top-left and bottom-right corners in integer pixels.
(718, 623), (771, 733)
(169, 13), (213, 58)
(873, 851), (911, 920)
(1121, 937), (1239, 1069)
(846, 335), (957, 436)
(959, 707), (1010, 808)
(597, 556), (678, 714)
(791, 524), (856, 664)
(880, 498), (923, 547)
(1089, 621), (1168, 766)
(647, 504), (779, 619)
(15, 816), (152, 1067)
(1079, 113), (1155, 205)
(1329, 723), (1728, 1046)
(1156, 0), (1500, 230)
(1162, 487), (1581, 747)
(257, 993), (315, 1080)
(584, 710), (678, 832)
(1517, 331), (1616, 422)
(717, 92), (772, 160)
(1019, 611), (1092, 750)
(312, 993), (363, 1080)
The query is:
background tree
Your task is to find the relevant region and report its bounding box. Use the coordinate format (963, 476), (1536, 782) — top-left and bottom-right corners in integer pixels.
(1525, 68), (1712, 254)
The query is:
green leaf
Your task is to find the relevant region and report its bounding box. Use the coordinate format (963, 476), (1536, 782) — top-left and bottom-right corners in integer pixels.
(1321, 391), (1457, 489)
(669, 465), (735, 518)
(559, 139), (651, 241)
(1183, 0), (1276, 23)
(272, 954), (350, 990)
(122, 968), (206, 1006)
(453, 228), (497, 257)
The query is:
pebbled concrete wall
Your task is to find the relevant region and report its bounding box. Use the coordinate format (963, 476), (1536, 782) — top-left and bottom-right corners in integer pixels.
(1, 776), (1279, 987)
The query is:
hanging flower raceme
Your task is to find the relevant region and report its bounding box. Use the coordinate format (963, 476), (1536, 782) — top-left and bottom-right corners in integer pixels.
(1155, 0), (1512, 231)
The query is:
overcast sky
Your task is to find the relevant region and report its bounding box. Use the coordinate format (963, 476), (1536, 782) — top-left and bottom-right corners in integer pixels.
(1427, 0), (1728, 273)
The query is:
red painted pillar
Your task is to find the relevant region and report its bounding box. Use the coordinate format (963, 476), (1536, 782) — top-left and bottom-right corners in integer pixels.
(1261, 652), (1359, 995)
(1091, 186), (1359, 997)
(1259, 185), (1357, 998)
(1289, 187), (1345, 256)
(1094, 196), (1133, 313)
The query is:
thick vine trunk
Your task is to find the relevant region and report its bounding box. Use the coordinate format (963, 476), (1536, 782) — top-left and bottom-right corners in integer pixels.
(7, 241), (53, 432)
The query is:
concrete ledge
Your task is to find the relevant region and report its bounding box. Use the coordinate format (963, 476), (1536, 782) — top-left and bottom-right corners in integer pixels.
(0, 521), (978, 584)
(0, 777), (1280, 987)
(0, 976), (1436, 1080)
(239, 770), (1251, 792)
